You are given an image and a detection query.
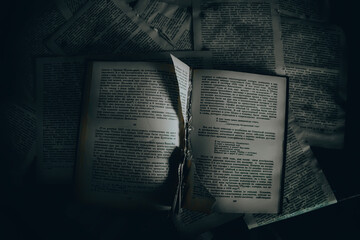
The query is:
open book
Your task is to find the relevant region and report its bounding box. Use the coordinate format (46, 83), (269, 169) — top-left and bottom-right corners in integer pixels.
(75, 55), (288, 214)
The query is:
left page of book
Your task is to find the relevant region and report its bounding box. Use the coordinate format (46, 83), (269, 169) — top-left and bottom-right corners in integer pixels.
(46, 0), (174, 55)
(36, 56), (86, 184)
(76, 61), (182, 209)
(187, 69), (287, 213)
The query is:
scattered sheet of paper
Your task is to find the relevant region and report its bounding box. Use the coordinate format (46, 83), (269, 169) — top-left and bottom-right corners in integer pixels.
(11, 1), (83, 101)
(36, 56), (86, 183)
(192, 0), (285, 75)
(243, 114), (337, 228)
(281, 17), (347, 148)
(46, 0), (174, 55)
(134, 0), (193, 50)
(2, 100), (37, 184)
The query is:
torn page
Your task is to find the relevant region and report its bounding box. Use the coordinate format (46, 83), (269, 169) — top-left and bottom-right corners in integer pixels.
(281, 17), (347, 148)
(172, 158), (241, 236)
(134, 0), (193, 50)
(46, 0), (174, 55)
(76, 61), (181, 209)
(243, 114), (337, 228)
(193, 0), (285, 75)
(188, 69), (287, 213)
(171, 54), (191, 121)
(36, 56), (86, 183)
(168, 54), (211, 214)
(278, 0), (330, 22)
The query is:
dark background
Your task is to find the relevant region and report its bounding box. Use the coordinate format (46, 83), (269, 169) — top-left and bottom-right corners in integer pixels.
(1, 0), (359, 239)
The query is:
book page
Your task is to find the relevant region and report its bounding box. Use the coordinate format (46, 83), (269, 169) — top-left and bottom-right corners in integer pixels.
(36, 56), (86, 183)
(188, 69), (287, 213)
(46, 0), (174, 55)
(134, 0), (193, 50)
(76, 61), (182, 209)
(193, 0), (285, 75)
(243, 114), (337, 228)
(281, 17), (347, 148)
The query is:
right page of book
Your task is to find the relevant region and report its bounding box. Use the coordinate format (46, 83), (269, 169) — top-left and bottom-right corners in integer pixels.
(188, 69), (287, 213)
